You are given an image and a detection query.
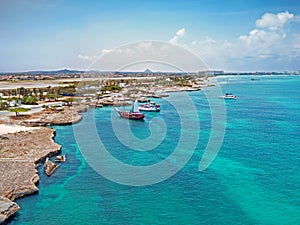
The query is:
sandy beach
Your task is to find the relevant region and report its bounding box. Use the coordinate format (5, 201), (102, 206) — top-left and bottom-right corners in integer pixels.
(0, 124), (39, 135)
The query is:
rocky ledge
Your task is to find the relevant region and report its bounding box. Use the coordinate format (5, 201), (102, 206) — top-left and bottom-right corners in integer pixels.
(44, 158), (59, 176)
(0, 196), (20, 224)
(0, 103), (87, 223)
(0, 127), (61, 223)
(20, 104), (87, 126)
(0, 127), (61, 164)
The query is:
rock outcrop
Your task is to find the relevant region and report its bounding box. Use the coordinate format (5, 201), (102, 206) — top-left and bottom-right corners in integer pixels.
(0, 127), (61, 223)
(44, 158), (59, 176)
(0, 128), (61, 198)
(0, 103), (87, 223)
(20, 104), (87, 126)
(0, 127), (61, 163)
(0, 196), (20, 224)
(0, 160), (39, 200)
(55, 155), (66, 162)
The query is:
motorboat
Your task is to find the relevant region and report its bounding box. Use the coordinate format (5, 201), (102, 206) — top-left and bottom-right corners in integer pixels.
(219, 93), (238, 99)
(139, 102), (160, 112)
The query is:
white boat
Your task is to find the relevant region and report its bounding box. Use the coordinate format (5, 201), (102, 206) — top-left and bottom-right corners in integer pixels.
(219, 93), (238, 99)
(139, 102), (160, 112)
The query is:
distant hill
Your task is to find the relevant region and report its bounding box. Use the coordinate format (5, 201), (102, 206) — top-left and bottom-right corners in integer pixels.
(0, 69), (84, 75)
(25, 69), (84, 75)
(143, 69), (153, 73)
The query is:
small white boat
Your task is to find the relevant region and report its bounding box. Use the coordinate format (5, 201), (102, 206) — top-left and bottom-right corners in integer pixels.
(219, 93), (238, 99)
(139, 102), (160, 112)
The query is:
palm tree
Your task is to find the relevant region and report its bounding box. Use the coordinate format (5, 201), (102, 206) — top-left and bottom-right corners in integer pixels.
(8, 107), (30, 116)
(19, 87), (26, 97)
(7, 90), (12, 98)
(39, 90), (44, 101)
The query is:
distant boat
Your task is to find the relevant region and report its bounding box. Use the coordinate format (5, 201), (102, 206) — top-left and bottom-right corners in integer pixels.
(139, 102), (160, 112)
(115, 100), (145, 120)
(220, 78), (238, 99)
(251, 78), (260, 81)
(219, 93), (238, 99)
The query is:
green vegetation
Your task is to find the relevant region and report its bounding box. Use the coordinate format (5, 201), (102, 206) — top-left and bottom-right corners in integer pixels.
(21, 96), (38, 105)
(62, 97), (76, 106)
(45, 93), (61, 101)
(101, 85), (122, 92)
(5, 97), (19, 107)
(0, 100), (9, 110)
(8, 107), (30, 116)
(58, 85), (76, 96)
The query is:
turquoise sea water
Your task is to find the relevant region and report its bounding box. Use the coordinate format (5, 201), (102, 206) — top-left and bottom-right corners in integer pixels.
(9, 76), (300, 224)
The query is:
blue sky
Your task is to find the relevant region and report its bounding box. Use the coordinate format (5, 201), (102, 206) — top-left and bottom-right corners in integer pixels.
(0, 0), (300, 72)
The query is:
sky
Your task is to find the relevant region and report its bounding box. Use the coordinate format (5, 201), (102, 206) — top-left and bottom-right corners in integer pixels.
(0, 0), (300, 72)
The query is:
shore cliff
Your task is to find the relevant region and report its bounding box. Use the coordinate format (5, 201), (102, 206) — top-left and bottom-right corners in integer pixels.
(0, 104), (87, 224)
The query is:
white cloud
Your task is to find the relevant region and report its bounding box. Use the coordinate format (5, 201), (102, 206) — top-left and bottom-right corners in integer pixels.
(256, 11), (294, 30)
(86, 41), (208, 72)
(169, 28), (186, 44)
(293, 35), (300, 56)
(137, 42), (152, 49)
(239, 29), (286, 49)
(190, 36), (216, 47)
(239, 29), (268, 45)
(78, 54), (90, 60)
(102, 49), (112, 55)
(238, 12), (294, 50)
(187, 11), (300, 70)
(237, 12), (297, 50)
(78, 48), (121, 61)
(176, 28), (186, 37)
(191, 40), (198, 46)
(77, 54), (97, 61)
(169, 36), (178, 44)
(204, 36), (217, 44)
(223, 40), (231, 48)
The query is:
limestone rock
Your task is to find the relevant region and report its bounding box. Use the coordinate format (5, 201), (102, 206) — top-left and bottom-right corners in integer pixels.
(0, 127), (61, 200)
(0, 161), (39, 200)
(0, 196), (20, 224)
(0, 127), (61, 163)
(55, 155), (66, 162)
(44, 158), (59, 176)
(20, 104), (87, 126)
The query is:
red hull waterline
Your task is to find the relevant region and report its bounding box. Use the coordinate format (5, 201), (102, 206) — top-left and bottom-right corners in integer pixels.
(116, 109), (145, 120)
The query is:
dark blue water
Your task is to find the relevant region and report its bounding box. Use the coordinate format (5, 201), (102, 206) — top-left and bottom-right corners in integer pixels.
(10, 76), (300, 224)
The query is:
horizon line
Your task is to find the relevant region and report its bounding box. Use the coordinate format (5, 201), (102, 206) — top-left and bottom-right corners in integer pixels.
(0, 68), (299, 74)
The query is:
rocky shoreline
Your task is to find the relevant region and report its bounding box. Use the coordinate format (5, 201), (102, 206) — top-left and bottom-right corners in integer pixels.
(0, 75), (214, 223)
(19, 104), (87, 127)
(0, 104), (87, 224)
(0, 85), (207, 223)
(0, 197), (20, 224)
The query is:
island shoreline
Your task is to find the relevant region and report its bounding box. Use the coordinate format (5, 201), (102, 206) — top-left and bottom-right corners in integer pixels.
(0, 79), (206, 224)
(0, 104), (87, 224)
